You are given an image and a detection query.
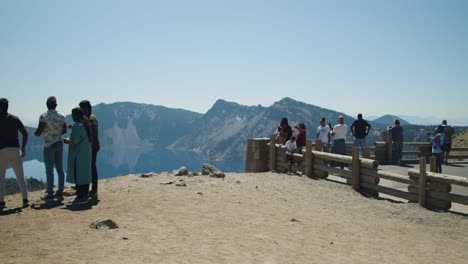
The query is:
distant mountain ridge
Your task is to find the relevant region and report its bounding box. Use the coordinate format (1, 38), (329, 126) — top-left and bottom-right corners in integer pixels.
(372, 114), (411, 126)
(24, 98), (468, 164)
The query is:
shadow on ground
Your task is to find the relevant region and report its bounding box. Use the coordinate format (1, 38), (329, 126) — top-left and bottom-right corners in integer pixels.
(31, 200), (64, 210)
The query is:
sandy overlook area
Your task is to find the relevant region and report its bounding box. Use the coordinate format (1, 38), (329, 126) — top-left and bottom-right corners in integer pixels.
(1, 171), (467, 264)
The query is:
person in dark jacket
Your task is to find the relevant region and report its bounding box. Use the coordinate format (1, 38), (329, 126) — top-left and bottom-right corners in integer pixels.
(388, 119), (404, 165)
(350, 113), (371, 156)
(79, 100), (100, 198)
(0, 98), (29, 209)
(441, 120), (455, 165)
(280, 117), (292, 145)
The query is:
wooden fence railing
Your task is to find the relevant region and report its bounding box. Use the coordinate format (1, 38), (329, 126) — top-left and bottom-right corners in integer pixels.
(246, 137), (468, 211)
(270, 132), (468, 165)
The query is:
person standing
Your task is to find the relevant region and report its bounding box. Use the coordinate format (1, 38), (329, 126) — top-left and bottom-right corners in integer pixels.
(388, 119), (404, 165)
(294, 123), (307, 152)
(279, 117), (292, 145)
(330, 116), (348, 169)
(350, 113), (371, 156)
(285, 136), (297, 174)
(0, 98), (29, 209)
(429, 125), (445, 173)
(441, 120), (455, 165)
(34, 97), (67, 200)
(316, 117), (330, 152)
(64, 108), (92, 205)
(79, 100), (100, 198)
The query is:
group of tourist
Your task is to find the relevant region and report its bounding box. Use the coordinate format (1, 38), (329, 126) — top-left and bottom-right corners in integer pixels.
(275, 114), (373, 172)
(275, 114), (455, 174)
(0, 97), (100, 209)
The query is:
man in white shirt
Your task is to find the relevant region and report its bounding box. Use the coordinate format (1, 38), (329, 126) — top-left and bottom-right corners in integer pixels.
(285, 136), (297, 174)
(330, 116), (348, 169)
(316, 117), (331, 152)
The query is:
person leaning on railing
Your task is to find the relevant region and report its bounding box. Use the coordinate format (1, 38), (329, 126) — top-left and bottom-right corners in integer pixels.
(388, 119), (404, 166)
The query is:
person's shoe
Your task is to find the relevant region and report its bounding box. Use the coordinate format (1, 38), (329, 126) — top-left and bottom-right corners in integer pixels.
(40, 194), (55, 201)
(54, 192), (64, 200)
(72, 197), (88, 205)
(22, 198), (29, 207)
(0, 201), (5, 209)
(89, 192), (98, 199)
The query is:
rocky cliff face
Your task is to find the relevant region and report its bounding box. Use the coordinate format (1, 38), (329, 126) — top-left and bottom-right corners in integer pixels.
(170, 97), (355, 160)
(81, 102), (202, 148)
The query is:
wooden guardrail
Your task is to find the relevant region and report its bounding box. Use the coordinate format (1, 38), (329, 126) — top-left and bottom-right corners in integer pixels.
(371, 132), (468, 165)
(246, 137), (468, 212)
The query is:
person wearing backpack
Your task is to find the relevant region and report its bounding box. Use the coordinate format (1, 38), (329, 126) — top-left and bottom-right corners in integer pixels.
(441, 120), (455, 165)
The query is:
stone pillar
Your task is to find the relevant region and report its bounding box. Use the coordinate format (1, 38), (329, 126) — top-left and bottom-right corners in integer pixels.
(245, 138), (270, 172)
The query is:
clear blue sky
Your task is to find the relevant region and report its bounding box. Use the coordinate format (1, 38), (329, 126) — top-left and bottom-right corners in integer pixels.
(1, 0), (467, 125)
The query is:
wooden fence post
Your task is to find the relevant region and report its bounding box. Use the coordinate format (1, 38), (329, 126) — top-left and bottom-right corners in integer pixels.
(352, 147), (360, 191)
(315, 140), (322, 152)
(419, 157), (427, 208)
(430, 156), (436, 173)
(305, 140), (313, 177)
(386, 132), (393, 165)
(363, 147), (371, 159)
(269, 135), (276, 172)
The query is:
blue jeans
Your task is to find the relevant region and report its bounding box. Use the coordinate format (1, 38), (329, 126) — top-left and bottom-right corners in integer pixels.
(393, 141), (403, 164)
(354, 138), (366, 156)
(44, 141), (65, 195)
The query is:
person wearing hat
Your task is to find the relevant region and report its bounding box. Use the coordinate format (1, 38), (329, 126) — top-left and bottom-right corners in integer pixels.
(34, 96), (67, 200)
(0, 98), (29, 209)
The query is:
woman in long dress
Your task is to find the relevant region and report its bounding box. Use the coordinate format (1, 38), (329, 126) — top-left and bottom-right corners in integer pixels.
(64, 108), (92, 205)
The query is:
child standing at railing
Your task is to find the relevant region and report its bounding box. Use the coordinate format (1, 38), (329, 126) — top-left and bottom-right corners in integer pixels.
(429, 125), (445, 173)
(285, 136), (297, 175)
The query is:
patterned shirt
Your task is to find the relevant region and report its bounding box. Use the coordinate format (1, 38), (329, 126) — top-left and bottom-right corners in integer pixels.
(39, 110), (65, 147)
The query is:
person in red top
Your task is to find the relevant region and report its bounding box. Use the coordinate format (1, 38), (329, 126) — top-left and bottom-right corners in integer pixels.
(294, 123), (307, 153)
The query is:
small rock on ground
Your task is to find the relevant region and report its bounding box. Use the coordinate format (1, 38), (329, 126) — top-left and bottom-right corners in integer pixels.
(175, 166), (189, 176)
(90, 219), (119, 230)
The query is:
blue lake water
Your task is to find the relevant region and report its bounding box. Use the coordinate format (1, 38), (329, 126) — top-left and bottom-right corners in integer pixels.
(6, 147), (245, 182)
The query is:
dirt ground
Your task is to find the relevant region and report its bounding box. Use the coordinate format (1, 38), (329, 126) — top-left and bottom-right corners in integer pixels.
(1, 172), (467, 264)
